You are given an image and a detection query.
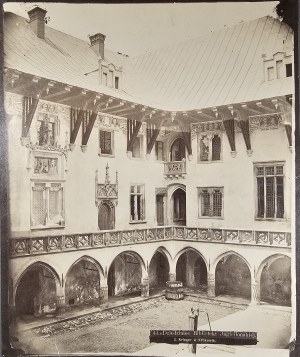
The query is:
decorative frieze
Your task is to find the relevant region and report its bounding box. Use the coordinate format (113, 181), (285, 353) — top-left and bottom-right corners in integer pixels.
(34, 157), (58, 175)
(9, 227), (291, 258)
(249, 113), (283, 132)
(98, 114), (127, 134)
(4, 92), (23, 116)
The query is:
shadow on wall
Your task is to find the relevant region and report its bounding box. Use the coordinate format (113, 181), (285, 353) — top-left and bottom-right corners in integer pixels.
(65, 260), (100, 307)
(215, 255), (251, 299)
(260, 256), (291, 306)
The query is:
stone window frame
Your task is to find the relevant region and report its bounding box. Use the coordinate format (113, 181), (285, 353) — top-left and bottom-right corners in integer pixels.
(198, 132), (223, 163)
(263, 52), (293, 82)
(197, 186), (224, 219)
(30, 179), (65, 230)
(129, 184), (146, 224)
(254, 161), (286, 221)
(98, 128), (115, 157)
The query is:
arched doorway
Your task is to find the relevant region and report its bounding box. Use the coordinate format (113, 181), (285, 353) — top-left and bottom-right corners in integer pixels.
(15, 263), (58, 318)
(65, 258), (101, 307)
(108, 252), (144, 298)
(171, 188), (186, 226)
(149, 251), (170, 294)
(98, 202), (114, 230)
(215, 254), (251, 300)
(170, 137), (186, 161)
(176, 250), (207, 292)
(260, 256), (291, 306)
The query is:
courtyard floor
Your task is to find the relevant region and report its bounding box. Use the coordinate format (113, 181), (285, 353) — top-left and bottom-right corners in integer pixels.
(14, 296), (245, 354)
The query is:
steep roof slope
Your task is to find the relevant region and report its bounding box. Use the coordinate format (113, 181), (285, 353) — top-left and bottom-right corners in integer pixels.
(4, 12), (293, 111)
(123, 16), (294, 110)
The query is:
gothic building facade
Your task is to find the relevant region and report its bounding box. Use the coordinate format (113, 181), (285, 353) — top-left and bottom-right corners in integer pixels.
(4, 7), (293, 319)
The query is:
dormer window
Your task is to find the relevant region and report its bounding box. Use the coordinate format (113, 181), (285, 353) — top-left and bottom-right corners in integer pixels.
(286, 63), (293, 77)
(115, 76), (119, 89)
(264, 52), (293, 81)
(267, 67), (274, 81)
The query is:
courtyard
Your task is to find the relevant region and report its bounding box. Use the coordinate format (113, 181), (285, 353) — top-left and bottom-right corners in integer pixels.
(14, 295), (291, 355)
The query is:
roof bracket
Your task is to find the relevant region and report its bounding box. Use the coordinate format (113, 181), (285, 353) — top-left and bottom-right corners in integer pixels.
(223, 118), (236, 153)
(178, 120), (192, 156)
(81, 110), (98, 147)
(70, 108), (84, 145)
(127, 119), (142, 152)
(146, 117), (165, 155)
(22, 96), (39, 138)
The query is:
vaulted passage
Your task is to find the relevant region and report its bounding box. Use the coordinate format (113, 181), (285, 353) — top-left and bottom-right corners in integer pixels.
(176, 250), (207, 292)
(149, 251), (169, 294)
(215, 255), (251, 299)
(108, 252), (143, 298)
(260, 256), (291, 306)
(65, 259), (100, 307)
(15, 264), (57, 317)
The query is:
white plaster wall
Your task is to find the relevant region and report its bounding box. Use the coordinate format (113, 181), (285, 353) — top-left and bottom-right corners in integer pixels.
(6, 93), (291, 239)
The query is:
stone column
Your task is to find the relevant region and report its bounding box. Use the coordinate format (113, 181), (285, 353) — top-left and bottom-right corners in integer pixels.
(250, 281), (260, 305)
(207, 273), (215, 298)
(168, 262), (176, 282)
(55, 294), (66, 316)
(141, 278), (149, 297)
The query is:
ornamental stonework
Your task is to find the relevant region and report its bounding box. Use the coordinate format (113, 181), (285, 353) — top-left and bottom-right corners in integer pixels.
(249, 113), (283, 132)
(4, 92), (23, 116)
(98, 114), (127, 134)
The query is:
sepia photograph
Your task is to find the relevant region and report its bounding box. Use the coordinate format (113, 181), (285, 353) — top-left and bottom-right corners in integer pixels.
(1, 1), (297, 356)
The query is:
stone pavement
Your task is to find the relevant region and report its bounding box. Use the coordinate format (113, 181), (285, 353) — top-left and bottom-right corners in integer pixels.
(135, 304), (291, 357)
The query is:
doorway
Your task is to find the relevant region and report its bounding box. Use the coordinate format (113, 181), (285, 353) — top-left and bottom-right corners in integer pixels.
(172, 188), (186, 225)
(98, 202), (114, 230)
(170, 137), (185, 161)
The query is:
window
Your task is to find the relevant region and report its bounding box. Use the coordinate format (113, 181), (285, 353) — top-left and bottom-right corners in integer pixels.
(276, 60), (283, 79)
(108, 70), (113, 87)
(255, 163), (284, 219)
(286, 63), (293, 77)
(103, 72), (108, 86)
(130, 185), (145, 222)
(31, 182), (65, 228)
(155, 141), (164, 161)
(115, 76), (119, 89)
(198, 187), (223, 218)
(132, 136), (142, 158)
(199, 134), (221, 162)
(267, 67), (275, 81)
(37, 115), (56, 147)
(99, 130), (113, 155)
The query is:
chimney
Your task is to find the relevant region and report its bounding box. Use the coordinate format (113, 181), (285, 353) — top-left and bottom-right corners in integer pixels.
(28, 6), (47, 39)
(89, 33), (106, 59)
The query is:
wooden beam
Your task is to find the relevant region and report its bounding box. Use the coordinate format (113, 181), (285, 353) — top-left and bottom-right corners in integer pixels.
(70, 108), (84, 145)
(240, 104), (261, 115)
(146, 116), (165, 155)
(127, 119), (142, 151)
(223, 118), (236, 152)
(22, 96), (39, 137)
(82, 110), (98, 146)
(43, 85), (73, 101)
(231, 109), (251, 152)
(98, 101), (126, 114)
(196, 110), (215, 120)
(285, 124), (292, 147)
(256, 101), (275, 113)
(177, 118), (192, 155)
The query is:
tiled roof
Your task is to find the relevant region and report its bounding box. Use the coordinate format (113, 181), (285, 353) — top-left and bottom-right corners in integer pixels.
(4, 12), (294, 111)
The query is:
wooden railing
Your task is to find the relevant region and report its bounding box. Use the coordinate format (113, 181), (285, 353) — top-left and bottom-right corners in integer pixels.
(10, 226), (291, 258)
(164, 161), (186, 178)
